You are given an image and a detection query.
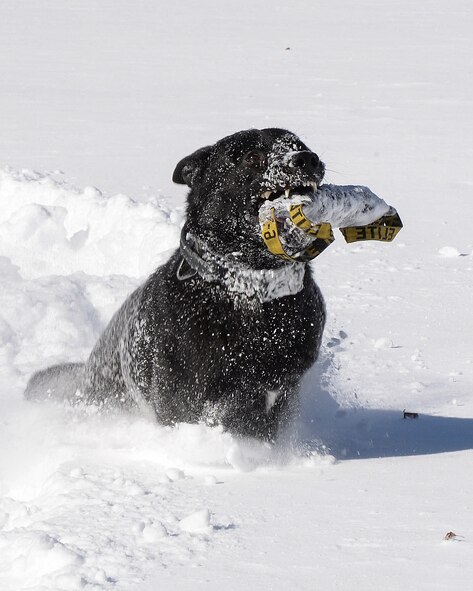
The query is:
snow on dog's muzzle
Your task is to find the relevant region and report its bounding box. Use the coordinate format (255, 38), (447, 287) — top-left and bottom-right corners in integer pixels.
(259, 184), (403, 262)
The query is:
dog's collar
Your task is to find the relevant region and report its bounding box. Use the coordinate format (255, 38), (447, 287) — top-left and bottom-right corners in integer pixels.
(177, 225), (306, 302)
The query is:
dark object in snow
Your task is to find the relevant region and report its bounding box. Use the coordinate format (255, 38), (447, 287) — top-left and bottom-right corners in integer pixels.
(24, 128), (391, 442)
(403, 409), (419, 419)
(444, 531), (464, 541)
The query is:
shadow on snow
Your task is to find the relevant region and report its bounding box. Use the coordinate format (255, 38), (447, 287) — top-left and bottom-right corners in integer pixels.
(297, 351), (473, 461)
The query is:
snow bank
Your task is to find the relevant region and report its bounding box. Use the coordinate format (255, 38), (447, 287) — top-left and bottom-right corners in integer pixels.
(0, 256), (138, 377)
(0, 168), (182, 278)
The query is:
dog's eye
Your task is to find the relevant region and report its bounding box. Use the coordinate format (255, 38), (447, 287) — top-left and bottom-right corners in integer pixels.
(243, 151), (266, 169)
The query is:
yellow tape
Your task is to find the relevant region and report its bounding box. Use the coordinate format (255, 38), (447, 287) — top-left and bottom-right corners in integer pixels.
(289, 204), (333, 240)
(261, 207), (334, 262)
(261, 210), (297, 261)
(340, 212), (403, 244)
(261, 205), (402, 262)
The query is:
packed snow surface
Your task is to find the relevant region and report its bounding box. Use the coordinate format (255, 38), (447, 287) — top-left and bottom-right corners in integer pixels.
(1, 1), (473, 590)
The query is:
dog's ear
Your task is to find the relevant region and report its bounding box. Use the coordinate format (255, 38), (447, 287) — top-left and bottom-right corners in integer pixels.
(172, 146), (212, 187)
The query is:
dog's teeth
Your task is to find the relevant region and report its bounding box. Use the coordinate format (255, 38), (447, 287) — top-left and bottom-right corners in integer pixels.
(284, 188), (291, 198)
(310, 181), (318, 191)
(261, 190), (273, 199)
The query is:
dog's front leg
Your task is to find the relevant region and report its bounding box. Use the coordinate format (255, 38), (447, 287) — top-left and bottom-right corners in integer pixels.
(219, 380), (299, 442)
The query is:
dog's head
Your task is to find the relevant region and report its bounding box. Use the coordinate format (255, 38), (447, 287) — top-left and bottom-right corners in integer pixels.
(173, 128), (325, 268)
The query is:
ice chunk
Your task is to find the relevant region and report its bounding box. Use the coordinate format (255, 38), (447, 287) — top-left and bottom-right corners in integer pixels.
(179, 509), (211, 534)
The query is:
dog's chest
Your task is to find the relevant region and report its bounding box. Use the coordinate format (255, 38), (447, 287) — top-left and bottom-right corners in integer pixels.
(173, 282), (324, 382)
(125, 266), (325, 402)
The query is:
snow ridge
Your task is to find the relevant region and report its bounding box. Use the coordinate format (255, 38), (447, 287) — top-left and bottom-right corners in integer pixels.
(0, 168), (182, 279)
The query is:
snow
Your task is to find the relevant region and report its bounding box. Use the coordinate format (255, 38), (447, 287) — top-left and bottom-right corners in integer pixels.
(1, 1), (473, 590)
(179, 509), (212, 535)
(0, 169), (182, 279)
(438, 246), (463, 258)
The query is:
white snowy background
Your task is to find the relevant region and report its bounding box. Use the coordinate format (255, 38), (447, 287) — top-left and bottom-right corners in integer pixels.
(1, 1), (473, 589)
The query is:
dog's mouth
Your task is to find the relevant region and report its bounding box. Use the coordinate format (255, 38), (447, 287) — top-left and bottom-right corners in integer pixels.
(257, 179), (323, 261)
(260, 181), (318, 201)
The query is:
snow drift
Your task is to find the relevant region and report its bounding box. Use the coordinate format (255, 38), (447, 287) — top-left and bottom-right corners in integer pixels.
(0, 168), (182, 279)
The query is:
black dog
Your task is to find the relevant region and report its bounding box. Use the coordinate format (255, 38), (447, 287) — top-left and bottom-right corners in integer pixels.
(26, 128), (326, 441)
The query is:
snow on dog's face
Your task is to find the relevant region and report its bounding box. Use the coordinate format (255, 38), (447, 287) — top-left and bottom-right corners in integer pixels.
(173, 128), (325, 267)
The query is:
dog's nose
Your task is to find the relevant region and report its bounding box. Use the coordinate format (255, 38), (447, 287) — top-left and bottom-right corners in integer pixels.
(290, 151), (320, 174)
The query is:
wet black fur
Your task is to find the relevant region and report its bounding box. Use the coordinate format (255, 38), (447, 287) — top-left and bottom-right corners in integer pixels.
(25, 128), (326, 441)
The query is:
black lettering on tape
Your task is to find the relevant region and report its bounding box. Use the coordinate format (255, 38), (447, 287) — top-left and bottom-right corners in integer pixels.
(263, 229), (277, 240)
